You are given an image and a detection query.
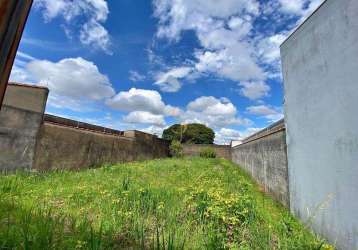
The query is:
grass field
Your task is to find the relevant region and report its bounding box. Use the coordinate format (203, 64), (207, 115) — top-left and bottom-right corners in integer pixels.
(0, 158), (333, 249)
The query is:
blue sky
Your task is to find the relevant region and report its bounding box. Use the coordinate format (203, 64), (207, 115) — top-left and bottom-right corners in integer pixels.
(10, 0), (323, 144)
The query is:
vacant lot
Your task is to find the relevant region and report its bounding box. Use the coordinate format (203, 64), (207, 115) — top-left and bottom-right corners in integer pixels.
(0, 158), (332, 249)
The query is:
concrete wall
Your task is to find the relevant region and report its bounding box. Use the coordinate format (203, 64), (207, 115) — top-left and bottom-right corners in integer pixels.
(33, 124), (169, 171)
(281, 0), (358, 249)
(0, 83), (48, 170)
(231, 126), (289, 207)
(124, 130), (170, 160)
(182, 144), (231, 160)
(0, 83), (169, 171)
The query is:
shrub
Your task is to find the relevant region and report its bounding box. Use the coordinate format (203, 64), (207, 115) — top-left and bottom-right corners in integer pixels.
(169, 140), (183, 158)
(199, 147), (216, 158)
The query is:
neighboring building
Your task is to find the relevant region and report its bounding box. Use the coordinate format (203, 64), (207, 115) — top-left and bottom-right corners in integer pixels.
(281, 0), (358, 249)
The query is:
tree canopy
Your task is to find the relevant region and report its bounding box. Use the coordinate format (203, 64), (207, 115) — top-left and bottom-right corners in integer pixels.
(162, 123), (215, 144)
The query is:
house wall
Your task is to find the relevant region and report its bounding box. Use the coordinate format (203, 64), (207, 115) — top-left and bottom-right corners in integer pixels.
(281, 0), (358, 248)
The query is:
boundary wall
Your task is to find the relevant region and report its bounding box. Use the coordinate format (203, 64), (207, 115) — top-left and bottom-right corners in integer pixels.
(0, 83), (169, 171)
(231, 120), (289, 207)
(182, 144), (231, 160)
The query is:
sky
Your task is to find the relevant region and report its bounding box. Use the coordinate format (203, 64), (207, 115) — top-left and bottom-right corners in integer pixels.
(10, 0), (324, 144)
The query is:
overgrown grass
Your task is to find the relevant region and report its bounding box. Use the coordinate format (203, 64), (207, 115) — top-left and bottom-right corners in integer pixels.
(0, 158), (333, 249)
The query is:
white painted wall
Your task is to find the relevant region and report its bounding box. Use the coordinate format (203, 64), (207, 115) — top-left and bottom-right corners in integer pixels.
(280, 0), (358, 249)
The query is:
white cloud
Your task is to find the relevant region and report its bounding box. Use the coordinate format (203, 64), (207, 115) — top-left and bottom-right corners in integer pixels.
(10, 56), (115, 111)
(140, 125), (166, 137)
(247, 105), (278, 115)
(129, 70), (146, 82)
(106, 88), (181, 116)
(17, 51), (37, 61)
(214, 126), (265, 145)
(195, 45), (265, 82)
(241, 127), (262, 137)
(34, 0), (111, 53)
(278, 0), (306, 14)
(80, 19), (112, 54)
(10, 65), (33, 84)
(10, 51), (38, 82)
(256, 33), (287, 64)
(215, 128), (242, 145)
(247, 105), (284, 122)
(27, 57), (115, 101)
(187, 96), (236, 116)
(123, 111), (165, 126)
(152, 0), (325, 99)
(153, 0), (270, 96)
(154, 67), (192, 92)
(239, 81), (271, 100)
(179, 96), (251, 129)
(153, 0), (259, 40)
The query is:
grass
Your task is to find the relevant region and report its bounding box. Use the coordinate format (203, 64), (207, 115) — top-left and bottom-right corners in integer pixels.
(0, 157), (333, 249)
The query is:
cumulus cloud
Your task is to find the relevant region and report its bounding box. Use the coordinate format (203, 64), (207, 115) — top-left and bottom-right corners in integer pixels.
(152, 0), (270, 97)
(256, 33), (287, 65)
(278, 0), (323, 17)
(34, 0), (111, 53)
(129, 70), (146, 82)
(10, 55), (115, 111)
(152, 0), (324, 98)
(278, 0), (306, 14)
(214, 126), (264, 145)
(154, 67), (192, 92)
(239, 81), (271, 100)
(215, 128), (242, 145)
(140, 125), (166, 137)
(194, 45), (265, 82)
(106, 88), (181, 117)
(247, 105), (283, 122)
(27, 57), (115, 100)
(179, 96), (251, 129)
(153, 0), (259, 40)
(123, 111), (166, 126)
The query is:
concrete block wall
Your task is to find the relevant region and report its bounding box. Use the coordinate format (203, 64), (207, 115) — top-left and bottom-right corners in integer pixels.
(281, 0), (358, 248)
(231, 123), (289, 207)
(124, 130), (170, 160)
(0, 83), (48, 170)
(33, 122), (169, 171)
(33, 123), (136, 171)
(0, 83), (169, 171)
(182, 144), (231, 160)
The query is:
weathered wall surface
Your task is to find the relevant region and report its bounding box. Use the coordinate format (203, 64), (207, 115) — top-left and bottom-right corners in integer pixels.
(0, 83), (48, 171)
(33, 124), (169, 171)
(231, 127), (289, 207)
(182, 144), (231, 160)
(124, 130), (170, 160)
(281, 0), (358, 249)
(0, 83), (169, 171)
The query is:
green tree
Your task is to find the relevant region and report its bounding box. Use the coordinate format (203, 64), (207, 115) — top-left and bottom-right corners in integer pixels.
(162, 123), (215, 144)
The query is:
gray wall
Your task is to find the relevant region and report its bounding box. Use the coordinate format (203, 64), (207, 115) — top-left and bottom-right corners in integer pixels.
(231, 129), (289, 207)
(281, 0), (358, 249)
(0, 83), (169, 172)
(34, 123), (136, 171)
(33, 124), (169, 171)
(0, 84), (48, 170)
(182, 144), (231, 160)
